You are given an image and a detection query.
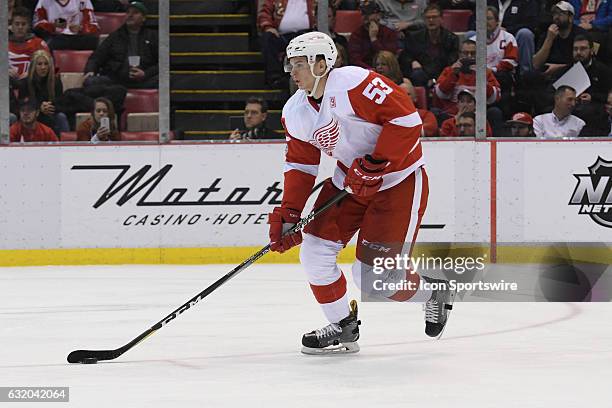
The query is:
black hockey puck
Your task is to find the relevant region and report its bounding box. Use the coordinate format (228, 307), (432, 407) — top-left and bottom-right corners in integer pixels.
(81, 357), (98, 364)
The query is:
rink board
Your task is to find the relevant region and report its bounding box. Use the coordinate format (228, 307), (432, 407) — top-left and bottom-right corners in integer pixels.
(0, 140), (610, 266)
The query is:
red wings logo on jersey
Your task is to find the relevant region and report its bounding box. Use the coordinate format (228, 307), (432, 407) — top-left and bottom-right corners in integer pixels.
(310, 117), (340, 156)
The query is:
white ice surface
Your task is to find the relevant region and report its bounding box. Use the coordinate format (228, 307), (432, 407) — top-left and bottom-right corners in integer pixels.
(1, 264), (611, 408)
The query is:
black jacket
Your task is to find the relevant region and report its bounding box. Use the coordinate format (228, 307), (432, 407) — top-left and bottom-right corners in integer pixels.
(84, 24), (158, 86)
(559, 59), (612, 105)
(399, 27), (459, 79)
(487, 0), (540, 35)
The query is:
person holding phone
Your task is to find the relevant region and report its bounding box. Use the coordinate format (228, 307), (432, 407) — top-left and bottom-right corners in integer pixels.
(77, 97), (122, 142)
(434, 39), (501, 116)
(229, 96), (279, 140)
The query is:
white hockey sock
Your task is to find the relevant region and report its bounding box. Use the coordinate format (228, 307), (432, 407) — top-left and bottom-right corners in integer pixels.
(320, 293), (349, 324)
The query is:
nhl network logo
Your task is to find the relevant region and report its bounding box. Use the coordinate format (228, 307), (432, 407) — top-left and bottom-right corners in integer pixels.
(569, 157), (612, 228)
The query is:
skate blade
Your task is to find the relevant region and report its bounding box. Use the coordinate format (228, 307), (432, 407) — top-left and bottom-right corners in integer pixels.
(436, 287), (458, 340)
(301, 342), (360, 355)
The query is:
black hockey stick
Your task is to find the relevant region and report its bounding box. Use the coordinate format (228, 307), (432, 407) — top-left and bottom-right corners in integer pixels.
(67, 187), (348, 364)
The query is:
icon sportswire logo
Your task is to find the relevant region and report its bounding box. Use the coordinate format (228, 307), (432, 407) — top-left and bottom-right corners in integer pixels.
(569, 157), (612, 228)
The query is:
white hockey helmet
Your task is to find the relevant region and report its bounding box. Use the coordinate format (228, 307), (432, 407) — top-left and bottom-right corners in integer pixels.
(285, 31), (338, 75)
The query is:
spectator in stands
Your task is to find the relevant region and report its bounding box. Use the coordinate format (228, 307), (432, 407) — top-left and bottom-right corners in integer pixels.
(334, 42), (350, 67)
(77, 97), (121, 142)
(405, 81), (438, 137)
(9, 7), (50, 81)
(434, 39), (501, 116)
(478, 6), (518, 117)
(348, 0), (398, 69)
(258, 0), (315, 88)
(486, 0), (540, 73)
(374, 50), (412, 94)
(565, 34), (612, 124)
(532, 2), (588, 77)
(506, 112), (534, 136)
(33, 0), (99, 50)
(570, 0), (612, 62)
(533, 85), (585, 138)
(84, 1), (158, 89)
(10, 97), (58, 142)
(378, 0), (427, 32)
(399, 3), (459, 87)
(519, 1), (589, 114)
(456, 111), (476, 137)
(229, 97), (278, 140)
(579, 87), (612, 136)
(18, 50), (69, 135)
(440, 89), (493, 137)
(570, 0), (612, 31)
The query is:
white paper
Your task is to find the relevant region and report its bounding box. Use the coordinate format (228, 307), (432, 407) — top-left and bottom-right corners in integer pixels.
(553, 62), (591, 96)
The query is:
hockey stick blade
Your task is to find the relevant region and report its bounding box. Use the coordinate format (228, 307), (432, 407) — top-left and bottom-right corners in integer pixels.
(67, 188), (348, 364)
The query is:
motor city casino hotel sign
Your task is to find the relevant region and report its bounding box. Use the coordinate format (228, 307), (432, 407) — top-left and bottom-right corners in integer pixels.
(72, 163), (283, 228)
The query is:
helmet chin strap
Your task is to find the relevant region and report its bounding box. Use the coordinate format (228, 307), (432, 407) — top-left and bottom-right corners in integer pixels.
(306, 62), (330, 97)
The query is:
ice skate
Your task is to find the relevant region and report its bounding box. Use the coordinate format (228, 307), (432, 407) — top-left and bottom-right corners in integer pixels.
(301, 299), (361, 355)
(423, 277), (456, 339)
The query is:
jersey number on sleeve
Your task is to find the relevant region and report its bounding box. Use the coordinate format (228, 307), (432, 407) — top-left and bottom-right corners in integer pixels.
(362, 77), (393, 104)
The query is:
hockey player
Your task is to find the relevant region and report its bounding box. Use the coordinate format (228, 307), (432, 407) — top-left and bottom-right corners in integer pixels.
(267, 32), (455, 354)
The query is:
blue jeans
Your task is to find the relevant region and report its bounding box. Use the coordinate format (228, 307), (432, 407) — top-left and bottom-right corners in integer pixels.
(515, 28), (535, 73)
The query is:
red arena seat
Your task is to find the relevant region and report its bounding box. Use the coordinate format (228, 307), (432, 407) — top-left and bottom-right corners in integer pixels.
(121, 89), (160, 129)
(95, 12), (127, 35)
(53, 50), (93, 73)
(121, 132), (161, 141)
(334, 10), (363, 35)
(441, 9), (473, 33)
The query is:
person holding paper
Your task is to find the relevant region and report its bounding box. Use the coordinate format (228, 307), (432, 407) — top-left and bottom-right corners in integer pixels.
(559, 35), (612, 136)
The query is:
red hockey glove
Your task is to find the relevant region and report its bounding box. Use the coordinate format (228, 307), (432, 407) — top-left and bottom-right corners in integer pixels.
(344, 155), (389, 197)
(268, 207), (303, 253)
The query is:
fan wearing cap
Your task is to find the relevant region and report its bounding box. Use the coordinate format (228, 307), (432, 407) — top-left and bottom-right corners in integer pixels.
(439, 89), (493, 137)
(348, 1), (399, 69)
(506, 112), (534, 137)
(84, 1), (158, 89)
(532, 1), (589, 77)
(10, 97), (59, 143)
(268, 32), (455, 354)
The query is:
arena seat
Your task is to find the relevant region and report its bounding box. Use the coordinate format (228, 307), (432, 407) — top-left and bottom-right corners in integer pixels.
(121, 89), (159, 130)
(53, 50), (93, 73)
(59, 72), (85, 90)
(60, 132), (77, 142)
(414, 86), (428, 109)
(334, 10), (363, 35)
(127, 112), (159, 132)
(95, 12), (126, 35)
(120, 132), (160, 141)
(441, 9), (472, 33)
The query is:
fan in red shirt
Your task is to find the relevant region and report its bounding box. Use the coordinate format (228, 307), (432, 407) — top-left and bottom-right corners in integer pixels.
(9, 7), (50, 80)
(434, 39), (501, 116)
(10, 97), (59, 143)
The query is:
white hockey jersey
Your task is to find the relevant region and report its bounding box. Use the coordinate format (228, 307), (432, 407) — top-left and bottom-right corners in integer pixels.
(470, 29), (518, 72)
(281, 66), (424, 211)
(33, 0), (99, 35)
